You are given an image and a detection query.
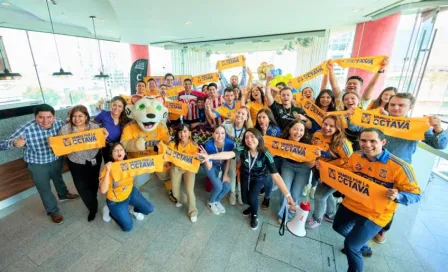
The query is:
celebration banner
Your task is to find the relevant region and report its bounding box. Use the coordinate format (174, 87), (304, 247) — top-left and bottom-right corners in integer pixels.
(159, 143), (200, 173)
(327, 111), (348, 128)
(192, 72), (220, 86)
(319, 161), (389, 213)
(130, 59), (148, 95)
(144, 75), (192, 87)
(334, 55), (386, 73)
(49, 128), (106, 156)
(165, 100), (188, 116)
(217, 55), (245, 71)
(290, 62), (328, 89)
(264, 136), (319, 163)
(111, 155), (164, 181)
(350, 108), (430, 141)
(166, 86), (183, 101)
(302, 98), (326, 126)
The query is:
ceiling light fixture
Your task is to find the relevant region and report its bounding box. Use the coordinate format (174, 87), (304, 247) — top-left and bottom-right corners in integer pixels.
(352, 8), (363, 12)
(1, 2), (11, 6)
(45, 0), (72, 77)
(184, 21), (192, 25)
(90, 15), (109, 79)
(0, 46), (22, 80)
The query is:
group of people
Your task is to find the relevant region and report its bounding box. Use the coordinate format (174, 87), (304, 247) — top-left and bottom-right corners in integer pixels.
(2, 57), (447, 272)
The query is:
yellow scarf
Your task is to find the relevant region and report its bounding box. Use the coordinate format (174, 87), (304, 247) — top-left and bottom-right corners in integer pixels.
(302, 98), (326, 126)
(49, 128), (106, 156)
(159, 143), (200, 173)
(334, 55), (386, 73)
(192, 72), (220, 86)
(111, 155), (164, 181)
(217, 55), (245, 71)
(165, 100), (188, 116)
(264, 136), (319, 163)
(350, 108), (430, 141)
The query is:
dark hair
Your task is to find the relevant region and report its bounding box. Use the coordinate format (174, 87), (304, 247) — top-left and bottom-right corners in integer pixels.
(302, 87), (314, 95)
(254, 109), (278, 134)
(208, 83), (218, 89)
(250, 86), (265, 105)
(148, 78), (156, 82)
(370, 87), (398, 109)
(174, 124), (191, 149)
(69, 105), (90, 126)
(159, 84), (167, 88)
(241, 128), (267, 154)
(201, 84), (208, 92)
(361, 128), (386, 141)
(347, 75), (364, 85)
(281, 120), (307, 143)
(111, 96), (130, 129)
(279, 87), (293, 95)
(223, 87), (234, 95)
(34, 104), (55, 116)
(390, 92), (416, 106)
(233, 86), (241, 100)
(137, 80), (146, 86)
(164, 73), (174, 80)
(342, 91), (360, 110)
(183, 78), (192, 84)
(109, 143), (128, 162)
(276, 82), (287, 88)
(315, 89), (336, 112)
(197, 96), (206, 102)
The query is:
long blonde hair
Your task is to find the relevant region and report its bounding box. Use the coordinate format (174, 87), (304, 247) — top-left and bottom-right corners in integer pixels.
(236, 106), (253, 129)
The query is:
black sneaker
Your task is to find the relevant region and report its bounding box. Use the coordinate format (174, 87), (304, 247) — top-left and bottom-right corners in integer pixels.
(261, 197), (270, 210)
(242, 207), (251, 217)
(259, 187), (265, 196)
(250, 215), (259, 230)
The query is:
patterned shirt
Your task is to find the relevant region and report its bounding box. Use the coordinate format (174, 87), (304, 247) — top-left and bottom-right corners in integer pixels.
(59, 121), (100, 164)
(178, 90), (207, 121)
(1, 119), (65, 164)
(206, 96), (224, 125)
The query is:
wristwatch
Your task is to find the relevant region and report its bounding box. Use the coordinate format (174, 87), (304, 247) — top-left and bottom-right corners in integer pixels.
(377, 69), (385, 74)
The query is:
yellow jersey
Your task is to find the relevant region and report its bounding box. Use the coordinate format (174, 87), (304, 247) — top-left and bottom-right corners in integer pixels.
(120, 121), (170, 159)
(215, 101), (241, 122)
(342, 150), (420, 227)
(312, 130), (353, 167)
(168, 140), (198, 155)
(246, 101), (268, 125)
(100, 168), (133, 202)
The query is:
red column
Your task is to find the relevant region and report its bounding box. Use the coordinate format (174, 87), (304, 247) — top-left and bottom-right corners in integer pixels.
(348, 13), (400, 97)
(129, 44), (150, 75)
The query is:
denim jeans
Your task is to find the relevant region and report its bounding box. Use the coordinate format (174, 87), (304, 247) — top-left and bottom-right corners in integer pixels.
(264, 157), (282, 198)
(277, 160), (311, 219)
(241, 175), (265, 215)
(206, 163), (230, 203)
(107, 187), (154, 232)
(312, 182), (336, 222)
(333, 204), (382, 272)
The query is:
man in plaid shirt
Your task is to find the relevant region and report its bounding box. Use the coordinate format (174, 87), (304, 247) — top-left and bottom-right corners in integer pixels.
(0, 104), (79, 224)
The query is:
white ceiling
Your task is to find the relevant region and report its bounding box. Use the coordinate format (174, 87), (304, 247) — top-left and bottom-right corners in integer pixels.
(0, 0), (425, 45)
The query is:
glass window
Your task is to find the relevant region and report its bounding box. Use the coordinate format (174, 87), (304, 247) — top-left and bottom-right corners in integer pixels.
(0, 28), (44, 110)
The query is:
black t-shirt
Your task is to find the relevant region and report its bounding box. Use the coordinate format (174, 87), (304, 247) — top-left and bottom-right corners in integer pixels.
(235, 146), (277, 182)
(269, 101), (305, 130)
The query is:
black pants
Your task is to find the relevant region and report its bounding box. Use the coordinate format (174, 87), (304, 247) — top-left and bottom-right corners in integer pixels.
(67, 152), (102, 214)
(241, 175), (265, 216)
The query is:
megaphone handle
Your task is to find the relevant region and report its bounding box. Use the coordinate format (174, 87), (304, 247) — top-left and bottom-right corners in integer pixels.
(279, 208), (287, 236)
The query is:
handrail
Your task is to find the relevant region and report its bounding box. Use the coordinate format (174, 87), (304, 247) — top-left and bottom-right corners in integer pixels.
(418, 141), (448, 160)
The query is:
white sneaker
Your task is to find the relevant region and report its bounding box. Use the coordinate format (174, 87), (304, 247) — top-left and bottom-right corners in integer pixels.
(229, 192), (236, 206)
(130, 209), (144, 221)
(176, 202), (183, 208)
(208, 202), (220, 215)
(102, 205), (111, 223)
(190, 216), (198, 223)
(309, 186), (317, 199)
(215, 202), (226, 214)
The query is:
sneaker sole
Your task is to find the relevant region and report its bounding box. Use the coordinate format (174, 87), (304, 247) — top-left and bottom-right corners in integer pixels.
(251, 223), (259, 230)
(373, 237), (387, 244)
(243, 213), (251, 217)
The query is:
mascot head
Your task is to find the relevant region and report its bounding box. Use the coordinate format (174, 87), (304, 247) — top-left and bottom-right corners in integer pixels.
(125, 95), (168, 132)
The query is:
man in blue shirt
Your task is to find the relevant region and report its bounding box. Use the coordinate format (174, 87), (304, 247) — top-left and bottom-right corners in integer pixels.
(348, 92), (447, 243)
(0, 104), (79, 224)
(218, 66), (248, 95)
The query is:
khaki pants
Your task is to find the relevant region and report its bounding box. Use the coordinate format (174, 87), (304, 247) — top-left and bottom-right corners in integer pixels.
(170, 167), (198, 217)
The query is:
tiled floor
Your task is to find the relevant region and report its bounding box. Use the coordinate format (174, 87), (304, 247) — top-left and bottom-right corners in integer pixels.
(0, 171), (447, 272)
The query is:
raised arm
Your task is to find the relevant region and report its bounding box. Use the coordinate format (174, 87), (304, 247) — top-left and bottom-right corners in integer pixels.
(361, 57), (389, 101)
(265, 74), (275, 106)
(205, 100), (218, 120)
(327, 61), (342, 98)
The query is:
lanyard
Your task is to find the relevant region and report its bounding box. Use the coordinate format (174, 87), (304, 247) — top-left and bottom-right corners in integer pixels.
(214, 144), (223, 153)
(234, 126), (243, 142)
(247, 152), (258, 172)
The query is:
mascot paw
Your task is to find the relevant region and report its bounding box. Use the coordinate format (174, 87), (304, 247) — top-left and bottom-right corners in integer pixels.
(136, 136), (146, 151)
